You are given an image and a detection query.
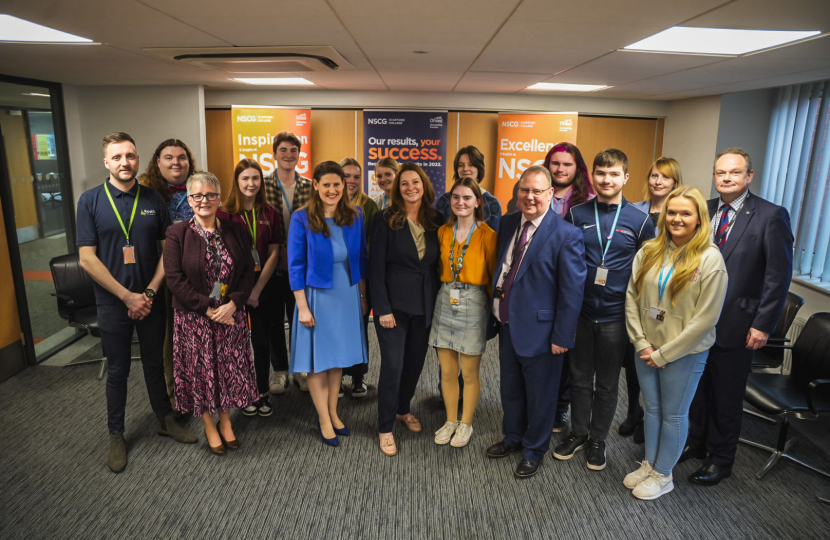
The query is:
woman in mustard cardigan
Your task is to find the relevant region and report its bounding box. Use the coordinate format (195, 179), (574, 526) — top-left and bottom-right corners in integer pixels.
(429, 177), (497, 448)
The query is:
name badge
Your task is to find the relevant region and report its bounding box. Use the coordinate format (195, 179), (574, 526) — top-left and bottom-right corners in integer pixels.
(648, 306), (666, 322)
(595, 266), (608, 286)
(123, 245), (136, 265)
(449, 288), (460, 306)
(252, 249), (261, 272)
(210, 281), (223, 301)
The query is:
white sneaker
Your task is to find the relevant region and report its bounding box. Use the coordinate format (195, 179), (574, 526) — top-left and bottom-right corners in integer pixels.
(269, 371), (288, 394)
(632, 470), (674, 500)
(623, 460), (653, 489)
(295, 372), (309, 392)
(450, 423), (474, 448)
(434, 421), (459, 445)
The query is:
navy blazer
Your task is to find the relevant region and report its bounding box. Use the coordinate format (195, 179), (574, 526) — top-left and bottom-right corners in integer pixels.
(707, 193), (793, 348)
(369, 209), (443, 326)
(288, 208), (368, 290)
(487, 209), (587, 357)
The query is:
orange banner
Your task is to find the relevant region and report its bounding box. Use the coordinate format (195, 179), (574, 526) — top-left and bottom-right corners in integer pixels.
(231, 106), (312, 177)
(494, 112), (578, 213)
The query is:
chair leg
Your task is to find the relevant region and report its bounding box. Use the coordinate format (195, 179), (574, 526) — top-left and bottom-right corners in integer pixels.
(743, 407), (777, 423)
(818, 497), (830, 505)
(755, 438), (797, 480)
(98, 359), (107, 380)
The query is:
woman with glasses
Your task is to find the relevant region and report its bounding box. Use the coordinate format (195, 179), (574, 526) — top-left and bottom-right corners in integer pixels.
(371, 157), (400, 211)
(429, 177), (497, 448)
(217, 159), (283, 418)
(164, 172), (258, 455)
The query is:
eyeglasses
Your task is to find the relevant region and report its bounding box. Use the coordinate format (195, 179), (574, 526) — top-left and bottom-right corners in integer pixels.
(189, 193), (220, 202)
(517, 187), (551, 197)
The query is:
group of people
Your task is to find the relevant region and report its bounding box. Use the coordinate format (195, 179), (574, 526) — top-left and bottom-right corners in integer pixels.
(76, 130), (793, 503)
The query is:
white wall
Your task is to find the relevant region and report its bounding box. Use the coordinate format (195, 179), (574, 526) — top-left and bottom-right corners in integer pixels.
(204, 89), (669, 118)
(63, 85), (206, 206)
(661, 95), (723, 197)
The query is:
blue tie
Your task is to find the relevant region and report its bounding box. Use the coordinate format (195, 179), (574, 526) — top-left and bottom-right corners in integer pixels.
(715, 204), (731, 249)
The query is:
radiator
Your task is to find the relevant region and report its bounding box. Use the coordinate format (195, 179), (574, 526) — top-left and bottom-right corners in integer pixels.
(781, 316), (807, 374)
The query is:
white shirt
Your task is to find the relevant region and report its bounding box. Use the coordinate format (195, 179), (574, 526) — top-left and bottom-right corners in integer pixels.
(492, 208), (549, 322)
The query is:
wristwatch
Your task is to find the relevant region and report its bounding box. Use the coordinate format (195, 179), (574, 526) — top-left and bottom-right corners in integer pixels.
(144, 288), (156, 299)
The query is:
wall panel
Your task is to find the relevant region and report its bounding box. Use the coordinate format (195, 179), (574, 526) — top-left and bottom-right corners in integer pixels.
(0, 112), (38, 230)
(205, 108), (233, 200)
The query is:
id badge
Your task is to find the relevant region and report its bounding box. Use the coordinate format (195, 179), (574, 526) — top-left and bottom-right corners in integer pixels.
(252, 249), (261, 272)
(449, 288), (460, 306)
(648, 306), (666, 322)
(595, 266), (608, 286)
(210, 281), (223, 301)
(123, 245), (136, 265)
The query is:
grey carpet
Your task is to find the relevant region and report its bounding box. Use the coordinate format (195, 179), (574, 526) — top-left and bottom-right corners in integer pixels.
(2, 327), (830, 539)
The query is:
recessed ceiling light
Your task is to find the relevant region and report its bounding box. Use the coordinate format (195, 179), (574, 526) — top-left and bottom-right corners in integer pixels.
(231, 77), (315, 86)
(526, 83), (609, 92)
(0, 15), (94, 43)
(23, 93), (51, 98)
(624, 27), (821, 56)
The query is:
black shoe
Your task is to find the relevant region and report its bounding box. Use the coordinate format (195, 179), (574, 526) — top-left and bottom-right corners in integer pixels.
(351, 380), (368, 399)
(256, 395), (273, 417)
(618, 411), (644, 437)
(633, 422), (645, 444)
(552, 433), (589, 460)
(486, 440), (520, 458)
(551, 411), (568, 433)
(678, 444), (708, 463)
(515, 458), (543, 478)
(689, 462), (732, 486)
(586, 439), (607, 471)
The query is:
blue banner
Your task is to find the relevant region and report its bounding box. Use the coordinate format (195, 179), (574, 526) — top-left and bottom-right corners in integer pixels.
(363, 110), (448, 203)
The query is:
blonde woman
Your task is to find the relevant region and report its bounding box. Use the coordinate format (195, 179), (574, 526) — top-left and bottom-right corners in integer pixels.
(371, 157), (400, 211)
(623, 186), (727, 500)
(633, 157), (683, 231)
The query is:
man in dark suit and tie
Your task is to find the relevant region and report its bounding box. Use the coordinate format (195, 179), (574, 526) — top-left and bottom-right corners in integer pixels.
(485, 165), (587, 478)
(682, 147), (794, 485)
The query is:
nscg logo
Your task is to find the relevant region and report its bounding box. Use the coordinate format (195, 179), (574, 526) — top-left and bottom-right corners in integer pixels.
(236, 116), (257, 122)
(430, 116), (443, 124)
(367, 118), (387, 125)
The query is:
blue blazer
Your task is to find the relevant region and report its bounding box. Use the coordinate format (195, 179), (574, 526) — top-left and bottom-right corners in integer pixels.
(288, 208), (368, 290)
(486, 209), (587, 357)
(706, 194), (793, 348)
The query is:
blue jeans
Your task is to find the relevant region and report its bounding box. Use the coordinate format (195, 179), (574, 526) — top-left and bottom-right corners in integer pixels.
(635, 350), (708, 476)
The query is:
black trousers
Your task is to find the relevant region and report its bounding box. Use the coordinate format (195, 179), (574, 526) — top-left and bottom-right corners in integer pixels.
(249, 275), (287, 394)
(344, 292), (370, 379)
(271, 272), (294, 373)
(622, 342), (643, 418)
(555, 354), (570, 416)
(687, 344), (754, 467)
(376, 311), (430, 432)
(98, 300), (172, 434)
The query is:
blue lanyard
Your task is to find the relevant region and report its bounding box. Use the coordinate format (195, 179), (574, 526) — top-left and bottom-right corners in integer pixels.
(277, 179), (292, 213)
(594, 200), (622, 266)
(657, 247), (685, 305)
(553, 197), (562, 214)
(382, 193), (388, 209)
(449, 221), (476, 282)
(174, 191), (187, 211)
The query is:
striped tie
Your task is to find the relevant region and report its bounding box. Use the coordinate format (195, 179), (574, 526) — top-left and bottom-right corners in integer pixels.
(715, 204), (731, 248)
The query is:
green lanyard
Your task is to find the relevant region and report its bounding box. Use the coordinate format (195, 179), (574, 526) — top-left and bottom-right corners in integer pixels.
(104, 181), (140, 244)
(242, 206), (257, 244)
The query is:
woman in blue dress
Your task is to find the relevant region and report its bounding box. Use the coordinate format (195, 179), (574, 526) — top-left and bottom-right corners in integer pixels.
(288, 161), (369, 446)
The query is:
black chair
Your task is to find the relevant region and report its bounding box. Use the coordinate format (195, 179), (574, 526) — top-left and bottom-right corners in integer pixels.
(751, 291), (806, 372)
(50, 253), (139, 379)
(739, 312), (830, 480)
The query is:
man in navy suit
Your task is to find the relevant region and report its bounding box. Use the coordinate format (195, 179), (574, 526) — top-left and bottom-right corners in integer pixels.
(682, 148), (793, 485)
(485, 165), (587, 478)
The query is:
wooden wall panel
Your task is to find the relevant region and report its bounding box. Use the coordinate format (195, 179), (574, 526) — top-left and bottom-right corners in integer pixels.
(312, 110), (358, 164)
(577, 116), (661, 202)
(0, 197), (22, 349)
(457, 112), (498, 192)
(0, 113), (38, 230)
(205, 109), (234, 201)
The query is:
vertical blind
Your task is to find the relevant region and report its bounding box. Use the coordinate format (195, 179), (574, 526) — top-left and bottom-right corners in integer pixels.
(760, 80), (830, 288)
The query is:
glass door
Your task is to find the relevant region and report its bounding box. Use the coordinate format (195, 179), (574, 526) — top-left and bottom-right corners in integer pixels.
(0, 77), (76, 364)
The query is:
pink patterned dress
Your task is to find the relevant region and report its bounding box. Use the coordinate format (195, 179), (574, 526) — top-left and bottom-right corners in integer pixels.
(173, 221), (257, 416)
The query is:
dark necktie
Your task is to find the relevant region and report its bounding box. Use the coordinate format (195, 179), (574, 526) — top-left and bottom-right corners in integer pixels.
(499, 221), (532, 325)
(715, 204), (731, 249)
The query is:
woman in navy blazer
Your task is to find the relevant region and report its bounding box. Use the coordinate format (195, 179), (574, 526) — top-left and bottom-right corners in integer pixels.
(288, 161), (368, 447)
(370, 163), (444, 456)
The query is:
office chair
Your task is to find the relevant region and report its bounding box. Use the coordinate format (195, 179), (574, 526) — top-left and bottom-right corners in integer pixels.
(739, 312), (830, 481)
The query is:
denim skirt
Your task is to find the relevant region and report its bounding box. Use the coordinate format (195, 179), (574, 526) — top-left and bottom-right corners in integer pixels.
(428, 282), (489, 355)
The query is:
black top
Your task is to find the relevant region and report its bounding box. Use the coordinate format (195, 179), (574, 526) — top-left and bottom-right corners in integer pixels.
(76, 179), (171, 305)
(369, 209), (444, 326)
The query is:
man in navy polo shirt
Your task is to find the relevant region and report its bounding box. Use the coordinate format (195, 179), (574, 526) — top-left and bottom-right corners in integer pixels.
(553, 148), (655, 471)
(77, 132), (196, 473)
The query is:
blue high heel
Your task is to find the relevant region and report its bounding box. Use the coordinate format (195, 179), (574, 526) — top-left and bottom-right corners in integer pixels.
(317, 420), (340, 447)
(333, 424), (350, 437)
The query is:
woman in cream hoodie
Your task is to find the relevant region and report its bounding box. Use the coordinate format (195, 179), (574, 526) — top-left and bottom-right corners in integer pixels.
(624, 186), (727, 500)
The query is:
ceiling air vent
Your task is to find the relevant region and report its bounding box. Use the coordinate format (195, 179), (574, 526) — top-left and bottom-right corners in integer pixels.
(142, 46), (353, 73)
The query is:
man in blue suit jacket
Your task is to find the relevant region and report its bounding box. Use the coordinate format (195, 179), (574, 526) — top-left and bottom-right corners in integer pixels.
(485, 165), (587, 478)
(683, 148), (793, 485)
